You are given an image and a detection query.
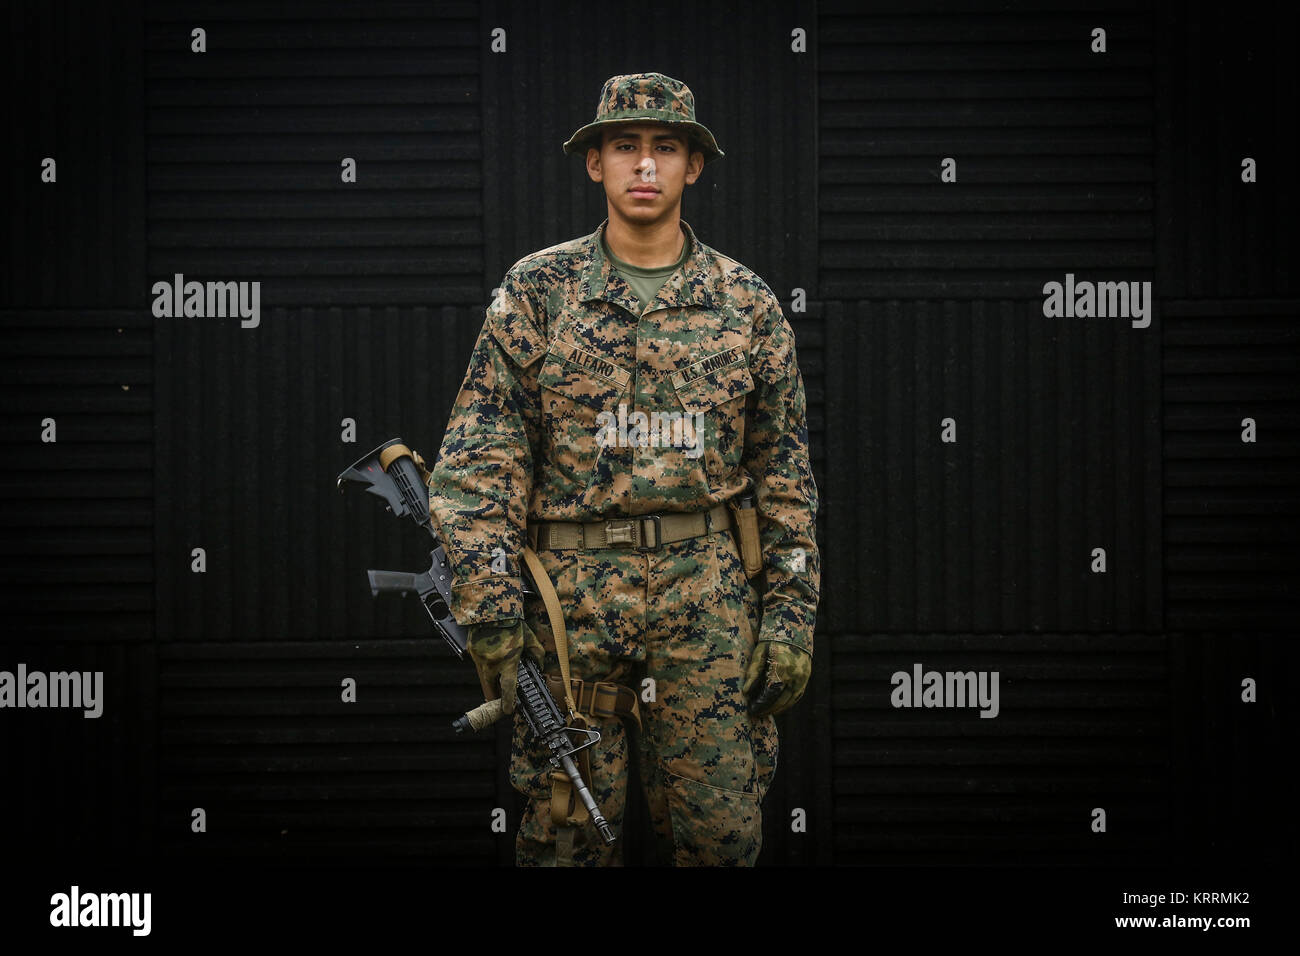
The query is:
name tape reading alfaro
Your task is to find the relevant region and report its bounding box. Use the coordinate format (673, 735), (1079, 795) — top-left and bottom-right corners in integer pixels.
(559, 341), (632, 390)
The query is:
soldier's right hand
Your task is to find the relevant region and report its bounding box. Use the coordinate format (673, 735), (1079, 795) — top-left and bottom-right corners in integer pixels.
(466, 618), (544, 714)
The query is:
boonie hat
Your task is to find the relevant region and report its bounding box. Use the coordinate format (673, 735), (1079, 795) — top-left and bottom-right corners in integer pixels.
(563, 72), (724, 164)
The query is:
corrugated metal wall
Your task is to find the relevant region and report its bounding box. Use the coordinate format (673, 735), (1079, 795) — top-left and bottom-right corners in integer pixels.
(1151, 1), (1298, 865)
(833, 633), (1172, 862)
(0, 0), (155, 865)
(152, 304), (500, 861)
(820, 0), (1168, 864)
(1162, 302), (1299, 630)
(4, 2), (148, 306)
(142, 0), (502, 861)
(1154, 3), (1297, 299)
(2, 0), (1295, 869)
(145, 1), (485, 306)
(818, 1), (1156, 300)
(823, 298), (1161, 634)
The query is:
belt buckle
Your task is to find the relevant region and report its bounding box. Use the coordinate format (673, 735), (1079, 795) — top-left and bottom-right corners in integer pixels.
(604, 520), (636, 547)
(637, 515), (663, 552)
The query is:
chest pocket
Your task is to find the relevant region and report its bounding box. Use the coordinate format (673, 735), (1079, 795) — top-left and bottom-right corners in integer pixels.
(537, 340), (631, 411)
(670, 347), (756, 483)
(536, 340), (631, 491)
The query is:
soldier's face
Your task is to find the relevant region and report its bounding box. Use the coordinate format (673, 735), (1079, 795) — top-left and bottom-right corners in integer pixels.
(586, 123), (704, 225)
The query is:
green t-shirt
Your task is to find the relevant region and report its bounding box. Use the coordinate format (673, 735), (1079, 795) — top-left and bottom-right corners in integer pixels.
(602, 229), (692, 314)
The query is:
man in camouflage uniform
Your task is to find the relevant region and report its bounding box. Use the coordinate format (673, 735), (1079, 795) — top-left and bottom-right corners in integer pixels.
(426, 72), (819, 866)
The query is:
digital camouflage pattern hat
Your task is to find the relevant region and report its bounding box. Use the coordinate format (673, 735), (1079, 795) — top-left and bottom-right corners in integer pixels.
(563, 72), (724, 164)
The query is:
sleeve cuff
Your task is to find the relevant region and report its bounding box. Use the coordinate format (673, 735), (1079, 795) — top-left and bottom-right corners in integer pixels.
(449, 575), (525, 626)
(757, 598), (816, 656)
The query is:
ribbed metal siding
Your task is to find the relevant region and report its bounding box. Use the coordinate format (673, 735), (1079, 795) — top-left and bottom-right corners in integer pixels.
(819, 1), (1155, 300)
(823, 298), (1162, 634)
(2, 1), (155, 865)
(1167, 632), (1296, 865)
(153, 304), (484, 643)
(0, 311), (155, 640)
(151, 302), (506, 859)
(4, 0), (153, 643)
(4, 0), (148, 307)
(1, 641), (158, 860)
(1152, 2), (1300, 868)
(145, 1), (483, 307)
(1154, 2), (1299, 299)
(818, 1), (1172, 865)
(157, 640), (497, 861)
(832, 633), (1170, 863)
(1162, 301), (1300, 629)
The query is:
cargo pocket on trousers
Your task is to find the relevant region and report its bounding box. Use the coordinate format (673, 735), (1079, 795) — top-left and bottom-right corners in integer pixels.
(662, 770), (763, 866)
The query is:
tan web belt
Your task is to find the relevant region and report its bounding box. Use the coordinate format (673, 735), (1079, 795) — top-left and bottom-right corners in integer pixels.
(529, 503), (731, 552)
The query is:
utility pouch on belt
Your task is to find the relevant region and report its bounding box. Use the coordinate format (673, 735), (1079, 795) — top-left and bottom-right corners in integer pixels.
(545, 674), (642, 731)
(729, 487), (763, 579)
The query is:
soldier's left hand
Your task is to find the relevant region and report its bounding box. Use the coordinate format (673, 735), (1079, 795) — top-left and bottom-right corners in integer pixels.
(466, 618), (545, 714)
(742, 641), (812, 717)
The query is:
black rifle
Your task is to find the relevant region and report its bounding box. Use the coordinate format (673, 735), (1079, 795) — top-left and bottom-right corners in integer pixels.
(337, 438), (615, 845)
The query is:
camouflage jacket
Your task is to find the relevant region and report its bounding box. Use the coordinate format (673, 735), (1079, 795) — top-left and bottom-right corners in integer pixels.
(427, 219), (820, 654)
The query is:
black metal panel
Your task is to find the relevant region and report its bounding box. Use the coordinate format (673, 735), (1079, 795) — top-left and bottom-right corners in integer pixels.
(1167, 633), (1296, 865)
(153, 305), (484, 643)
(823, 297), (1161, 636)
(144, 1), (484, 307)
(0, 310), (154, 641)
(1154, 2), (1299, 299)
(819, 1), (1156, 300)
(0, 640), (157, 860)
(156, 640), (497, 861)
(831, 632), (1171, 864)
(1162, 300), (1300, 629)
(4, 0), (147, 308)
(0, 0), (157, 871)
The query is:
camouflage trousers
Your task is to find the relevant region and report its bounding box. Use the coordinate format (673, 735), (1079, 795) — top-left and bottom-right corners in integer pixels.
(511, 526), (778, 866)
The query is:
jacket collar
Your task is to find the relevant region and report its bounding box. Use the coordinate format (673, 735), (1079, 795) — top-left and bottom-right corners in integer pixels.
(579, 218), (716, 314)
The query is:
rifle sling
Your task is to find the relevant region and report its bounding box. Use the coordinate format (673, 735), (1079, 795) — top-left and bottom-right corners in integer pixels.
(522, 547), (594, 856)
(522, 547), (578, 718)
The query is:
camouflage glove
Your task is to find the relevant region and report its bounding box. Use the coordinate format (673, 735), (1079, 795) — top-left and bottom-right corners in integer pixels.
(742, 641), (812, 717)
(466, 618), (544, 714)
